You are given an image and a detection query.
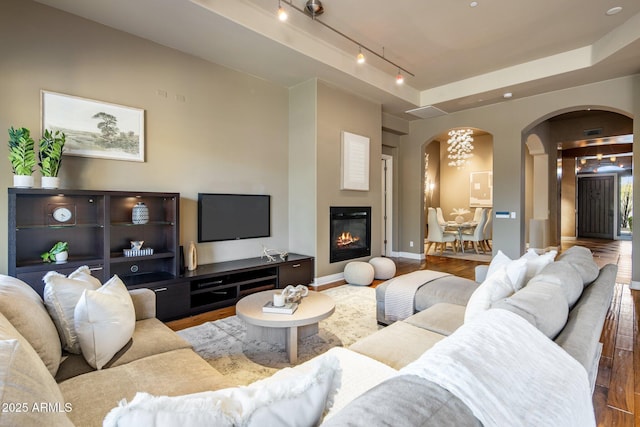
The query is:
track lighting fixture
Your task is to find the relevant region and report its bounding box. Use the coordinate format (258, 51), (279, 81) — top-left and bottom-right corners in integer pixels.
(277, 0), (288, 21)
(276, 0), (413, 84)
(356, 47), (365, 64)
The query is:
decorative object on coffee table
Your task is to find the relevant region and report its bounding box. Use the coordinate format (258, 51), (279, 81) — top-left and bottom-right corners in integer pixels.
(8, 126), (36, 188)
(132, 201), (149, 224)
(281, 284), (309, 304)
(38, 129), (66, 189)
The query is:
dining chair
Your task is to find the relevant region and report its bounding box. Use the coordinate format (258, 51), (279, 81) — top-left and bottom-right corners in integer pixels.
(426, 208), (457, 255)
(472, 207), (485, 224)
(482, 208), (493, 252)
(435, 207), (447, 227)
(461, 208), (488, 254)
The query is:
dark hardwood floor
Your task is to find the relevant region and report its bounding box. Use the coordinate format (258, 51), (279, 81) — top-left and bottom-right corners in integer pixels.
(167, 238), (635, 426)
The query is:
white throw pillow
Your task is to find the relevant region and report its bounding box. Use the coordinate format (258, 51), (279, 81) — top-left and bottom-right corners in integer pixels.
(486, 251), (528, 290)
(43, 266), (102, 354)
(521, 249), (557, 283)
(74, 275), (135, 369)
(464, 260), (526, 323)
(103, 351), (341, 427)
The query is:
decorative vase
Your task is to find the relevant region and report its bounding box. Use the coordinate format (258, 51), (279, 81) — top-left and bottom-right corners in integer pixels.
(132, 202), (149, 224)
(455, 215), (465, 224)
(55, 251), (68, 264)
(13, 175), (34, 188)
(41, 176), (60, 189)
(187, 241), (198, 271)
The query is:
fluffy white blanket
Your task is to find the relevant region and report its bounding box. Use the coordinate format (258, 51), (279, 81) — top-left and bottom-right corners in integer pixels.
(384, 270), (451, 322)
(400, 309), (595, 427)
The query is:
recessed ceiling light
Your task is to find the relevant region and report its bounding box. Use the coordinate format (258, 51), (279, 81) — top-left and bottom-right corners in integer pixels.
(503, 92), (513, 99)
(470, 1), (479, 7)
(606, 6), (622, 16)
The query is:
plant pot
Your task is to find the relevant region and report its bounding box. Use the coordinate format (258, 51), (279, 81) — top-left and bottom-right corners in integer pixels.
(13, 175), (34, 188)
(55, 251), (68, 264)
(41, 176), (60, 189)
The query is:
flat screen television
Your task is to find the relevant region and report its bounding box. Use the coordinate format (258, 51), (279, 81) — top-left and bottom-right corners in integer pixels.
(198, 193), (271, 242)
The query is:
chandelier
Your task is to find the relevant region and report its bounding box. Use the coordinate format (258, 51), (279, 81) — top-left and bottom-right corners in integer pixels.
(447, 129), (474, 168)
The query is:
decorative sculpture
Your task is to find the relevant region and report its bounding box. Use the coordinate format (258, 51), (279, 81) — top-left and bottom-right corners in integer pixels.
(280, 284), (309, 304)
(261, 246), (289, 262)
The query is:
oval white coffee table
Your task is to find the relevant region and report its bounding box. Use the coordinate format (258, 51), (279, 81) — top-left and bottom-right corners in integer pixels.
(236, 290), (335, 363)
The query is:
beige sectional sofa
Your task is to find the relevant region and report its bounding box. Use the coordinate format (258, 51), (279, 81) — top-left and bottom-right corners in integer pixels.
(0, 276), (233, 427)
(0, 245), (616, 426)
(324, 246), (616, 425)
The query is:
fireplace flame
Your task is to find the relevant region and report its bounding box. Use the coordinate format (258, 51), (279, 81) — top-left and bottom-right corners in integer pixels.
(337, 232), (360, 247)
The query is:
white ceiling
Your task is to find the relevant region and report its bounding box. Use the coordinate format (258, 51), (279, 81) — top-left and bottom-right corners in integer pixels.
(34, 0), (640, 120)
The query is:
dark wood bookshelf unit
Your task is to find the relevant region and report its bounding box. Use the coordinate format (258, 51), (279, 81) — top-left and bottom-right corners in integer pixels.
(8, 188), (314, 322)
(8, 188), (179, 298)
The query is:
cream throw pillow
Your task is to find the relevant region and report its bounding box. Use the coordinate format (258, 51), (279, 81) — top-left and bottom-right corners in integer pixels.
(464, 259), (527, 323)
(74, 275), (135, 369)
(0, 274), (62, 376)
(43, 266), (102, 354)
(103, 351), (341, 427)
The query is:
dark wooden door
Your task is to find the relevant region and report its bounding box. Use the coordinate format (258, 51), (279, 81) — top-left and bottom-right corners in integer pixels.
(577, 175), (615, 239)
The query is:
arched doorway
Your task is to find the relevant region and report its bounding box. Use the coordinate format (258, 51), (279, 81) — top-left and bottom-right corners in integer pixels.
(422, 128), (494, 257)
(524, 109), (633, 249)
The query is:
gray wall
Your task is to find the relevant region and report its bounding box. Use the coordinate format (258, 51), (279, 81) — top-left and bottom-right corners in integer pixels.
(401, 76), (639, 263)
(0, 0), (291, 272)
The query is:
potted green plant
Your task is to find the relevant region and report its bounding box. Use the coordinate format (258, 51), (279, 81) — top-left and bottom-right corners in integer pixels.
(8, 127), (36, 188)
(38, 129), (66, 189)
(41, 241), (69, 263)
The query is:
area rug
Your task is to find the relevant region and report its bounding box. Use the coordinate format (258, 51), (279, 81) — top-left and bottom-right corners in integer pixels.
(177, 285), (381, 386)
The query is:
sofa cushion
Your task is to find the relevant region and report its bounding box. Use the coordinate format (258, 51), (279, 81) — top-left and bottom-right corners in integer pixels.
(349, 321), (445, 369)
(405, 303), (466, 336)
(0, 274), (62, 376)
(464, 261), (526, 323)
(527, 261), (584, 307)
(556, 246), (600, 286)
(492, 281), (569, 338)
(55, 317), (193, 382)
(59, 348), (232, 427)
(74, 275), (136, 369)
(0, 312), (73, 427)
(321, 374), (480, 427)
(43, 266), (102, 354)
(102, 350), (340, 427)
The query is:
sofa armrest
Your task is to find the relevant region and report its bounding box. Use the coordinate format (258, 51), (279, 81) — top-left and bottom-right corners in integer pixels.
(475, 265), (489, 283)
(128, 288), (156, 320)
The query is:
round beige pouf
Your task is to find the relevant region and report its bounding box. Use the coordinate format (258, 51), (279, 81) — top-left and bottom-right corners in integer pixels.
(369, 257), (396, 280)
(344, 261), (375, 286)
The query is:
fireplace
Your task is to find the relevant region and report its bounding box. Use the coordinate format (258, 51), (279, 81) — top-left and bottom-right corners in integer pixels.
(330, 206), (371, 263)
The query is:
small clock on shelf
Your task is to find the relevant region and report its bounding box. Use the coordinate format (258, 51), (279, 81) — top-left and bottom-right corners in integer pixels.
(48, 204), (76, 226)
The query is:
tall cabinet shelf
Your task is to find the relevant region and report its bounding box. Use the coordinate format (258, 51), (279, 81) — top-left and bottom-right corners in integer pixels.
(8, 188), (179, 297)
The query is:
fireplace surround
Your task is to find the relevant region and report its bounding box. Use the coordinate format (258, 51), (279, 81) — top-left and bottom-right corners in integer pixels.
(330, 206), (371, 263)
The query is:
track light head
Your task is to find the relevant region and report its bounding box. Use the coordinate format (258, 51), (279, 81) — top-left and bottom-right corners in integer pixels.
(396, 71), (404, 85)
(305, 0), (324, 17)
(357, 47), (365, 64)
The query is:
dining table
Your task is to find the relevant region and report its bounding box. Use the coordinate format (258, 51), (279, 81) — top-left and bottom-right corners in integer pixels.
(445, 221), (477, 253)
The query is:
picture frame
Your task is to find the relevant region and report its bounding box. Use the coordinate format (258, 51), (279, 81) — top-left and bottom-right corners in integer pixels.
(341, 131), (370, 191)
(469, 171), (493, 207)
(41, 90), (145, 162)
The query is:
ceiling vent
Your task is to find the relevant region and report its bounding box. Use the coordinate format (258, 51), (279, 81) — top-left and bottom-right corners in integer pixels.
(583, 128), (603, 137)
(405, 105), (448, 119)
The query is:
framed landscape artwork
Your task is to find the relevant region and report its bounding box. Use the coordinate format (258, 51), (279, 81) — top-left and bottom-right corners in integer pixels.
(41, 90), (145, 162)
(469, 171), (493, 207)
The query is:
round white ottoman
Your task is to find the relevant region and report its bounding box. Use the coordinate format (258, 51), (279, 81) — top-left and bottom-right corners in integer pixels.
(369, 257), (396, 280)
(344, 261), (374, 286)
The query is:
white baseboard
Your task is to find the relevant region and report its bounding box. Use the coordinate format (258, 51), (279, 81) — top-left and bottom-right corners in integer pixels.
(394, 251), (425, 260)
(313, 272), (344, 287)
(631, 281), (640, 291)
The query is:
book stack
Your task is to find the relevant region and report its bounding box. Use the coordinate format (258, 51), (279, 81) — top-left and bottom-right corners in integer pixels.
(262, 301), (298, 314)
